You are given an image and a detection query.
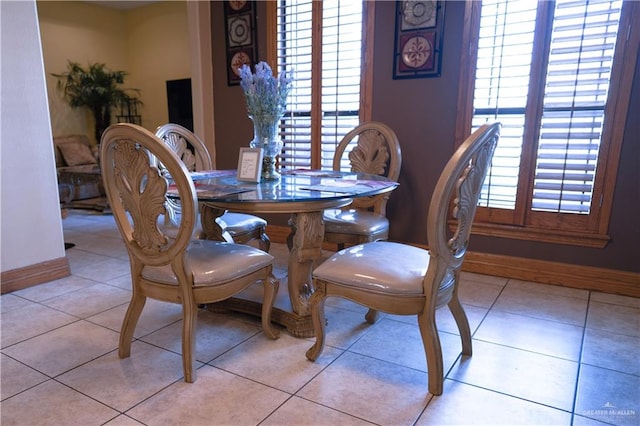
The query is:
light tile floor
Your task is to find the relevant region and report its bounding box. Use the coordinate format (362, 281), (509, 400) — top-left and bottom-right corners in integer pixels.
(2, 210), (639, 426)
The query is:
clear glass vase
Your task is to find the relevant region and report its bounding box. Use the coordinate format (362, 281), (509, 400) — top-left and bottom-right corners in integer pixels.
(249, 115), (284, 181)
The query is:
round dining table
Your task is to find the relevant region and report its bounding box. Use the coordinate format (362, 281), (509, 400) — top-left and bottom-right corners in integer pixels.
(184, 169), (398, 337)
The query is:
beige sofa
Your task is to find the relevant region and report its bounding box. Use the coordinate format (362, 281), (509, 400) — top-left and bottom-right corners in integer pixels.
(54, 135), (108, 211)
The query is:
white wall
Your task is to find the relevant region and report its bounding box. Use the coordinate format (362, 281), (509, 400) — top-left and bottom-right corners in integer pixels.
(1, 0), (65, 272)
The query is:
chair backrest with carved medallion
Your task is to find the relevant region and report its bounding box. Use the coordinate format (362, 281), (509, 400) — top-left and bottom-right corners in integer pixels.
(332, 122), (402, 215)
(154, 124), (213, 228)
(101, 123), (197, 267)
(155, 123), (213, 172)
(426, 122), (501, 295)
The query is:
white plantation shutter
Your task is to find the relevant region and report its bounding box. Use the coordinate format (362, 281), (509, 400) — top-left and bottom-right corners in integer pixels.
(276, 0), (313, 169)
(472, 0), (623, 215)
(276, 0), (362, 170)
(319, 1), (362, 170)
(473, 0), (538, 209)
(534, 0), (621, 214)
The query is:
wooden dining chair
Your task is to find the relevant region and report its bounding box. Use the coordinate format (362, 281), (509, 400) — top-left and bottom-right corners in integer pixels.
(155, 123), (271, 252)
(100, 123), (279, 383)
(323, 121), (402, 251)
(306, 122), (501, 396)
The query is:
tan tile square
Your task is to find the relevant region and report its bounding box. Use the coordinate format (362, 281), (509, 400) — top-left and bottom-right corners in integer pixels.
(434, 303), (488, 335)
(347, 317), (462, 374)
(87, 298), (183, 337)
(572, 414), (616, 425)
(586, 301), (639, 337)
(13, 274), (99, 302)
(322, 304), (381, 350)
(582, 328), (640, 375)
(211, 332), (342, 393)
(140, 309), (263, 363)
(126, 365), (289, 425)
(3, 320), (119, 376)
(0, 380), (117, 425)
(474, 310), (583, 360)
(298, 351), (431, 425)
(104, 273), (133, 290)
(1, 354), (48, 400)
(575, 364), (640, 426)
(590, 292), (640, 309)
(417, 379), (572, 425)
(71, 256), (131, 282)
(64, 249), (111, 269)
(448, 340), (578, 411)
(507, 279), (589, 300)
(95, 227), (124, 240)
(493, 284), (587, 325)
(0, 293), (32, 313)
(57, 341), (189, 412)
(262, 396), (374, 425)
(460, 271), (508, 287)
(42, 283), (131, 318)
(103, 415), (145, 426)
(1, 303), (76, 348)
(458, 279), (504, 308)
(72, 234), (127, 258)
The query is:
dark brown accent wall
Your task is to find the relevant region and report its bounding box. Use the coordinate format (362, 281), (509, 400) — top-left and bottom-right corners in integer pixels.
(211, 1), (269, 172)
(211, 1), (640, 273)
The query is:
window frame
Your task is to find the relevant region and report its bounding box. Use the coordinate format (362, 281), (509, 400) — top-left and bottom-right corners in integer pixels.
(455, 0), (639, 248)
(265, 0), (374, 170)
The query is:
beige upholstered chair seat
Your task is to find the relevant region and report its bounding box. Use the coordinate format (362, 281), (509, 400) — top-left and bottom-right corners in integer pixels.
(313, 242), (428, 294)
(323, 209), (389, 236)
(223, 213), (268, 236)
(161, 212), (268, 246)
(142, 240), (273, 286)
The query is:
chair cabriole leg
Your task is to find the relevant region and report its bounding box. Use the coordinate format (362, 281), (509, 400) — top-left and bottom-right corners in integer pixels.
(119, 262), (146, 359)
(119, 291), (146, 359)
(305, 281), (327, 361)
(262, 272), (280, 339)
(174, 259), (198, 383)
(181, 298), (198, 383)
(448, 295), (472, 356)
(259, 231), (271, 252)
(364, 308), (379, 323)
(418, 311), (444, 396)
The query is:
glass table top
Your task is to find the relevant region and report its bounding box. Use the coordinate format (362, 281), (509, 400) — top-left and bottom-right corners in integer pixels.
(176, 169), (399, 204)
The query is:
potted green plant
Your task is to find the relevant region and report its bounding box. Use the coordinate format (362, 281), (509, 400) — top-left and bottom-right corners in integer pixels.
(52, 61), (142, 143)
